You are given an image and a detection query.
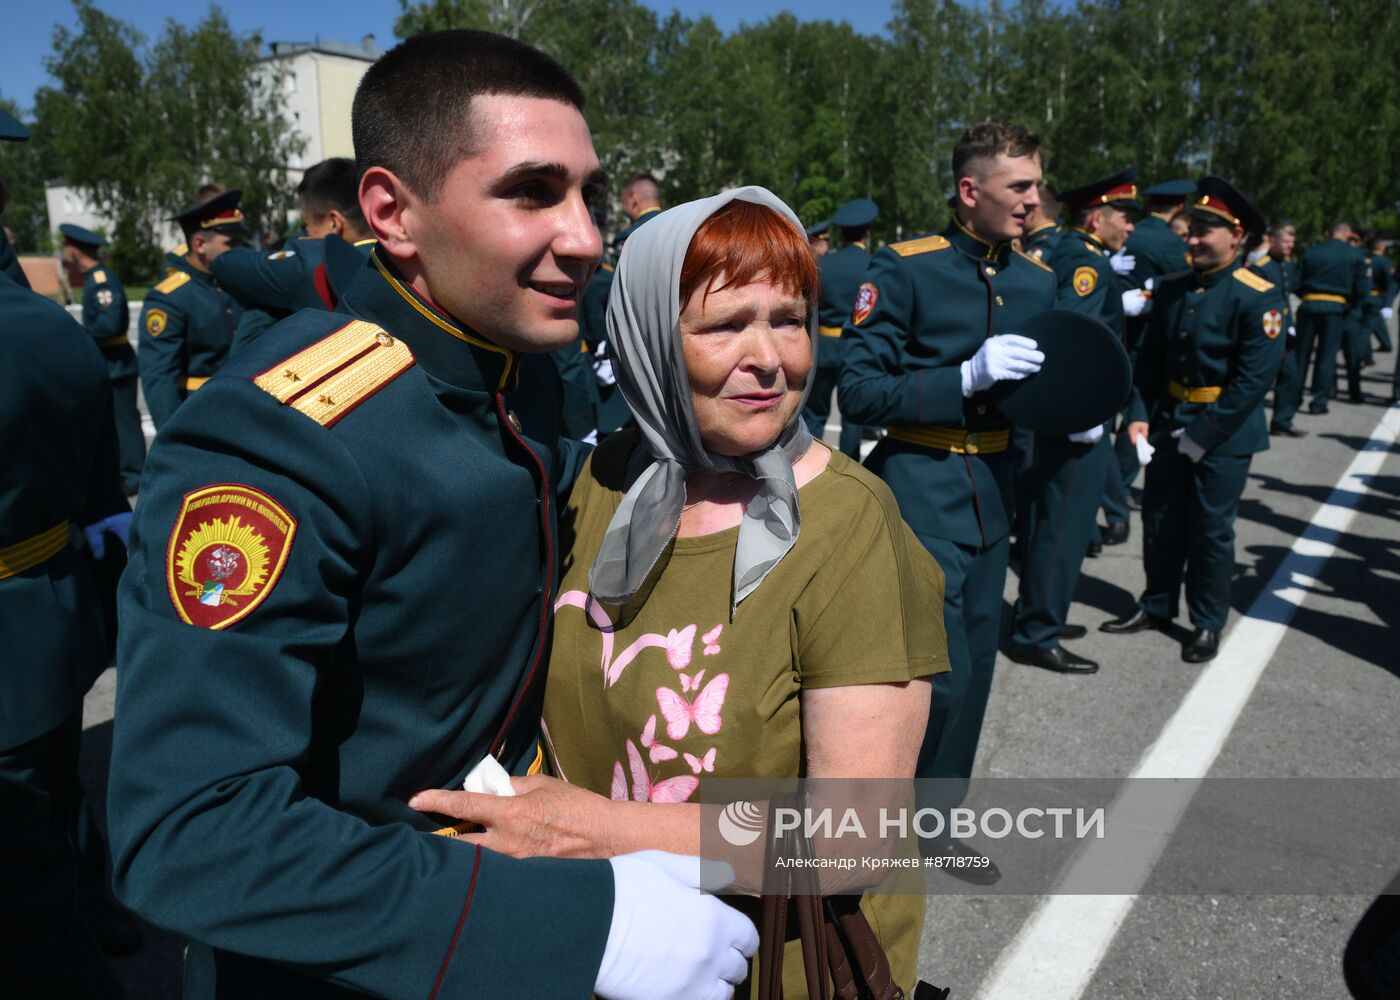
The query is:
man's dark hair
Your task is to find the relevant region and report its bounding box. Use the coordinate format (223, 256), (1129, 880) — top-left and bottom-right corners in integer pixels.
(196, 183), (226, 203)
(352, 29), (585, 201)
(838, 225), (870, 242)
(952, 121), (1042, 181)
(297, 157), (364, 228)
(622, 172), (660, 196)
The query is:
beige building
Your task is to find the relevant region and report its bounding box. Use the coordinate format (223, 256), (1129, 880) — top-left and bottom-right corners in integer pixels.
(265, 37), (381, 180)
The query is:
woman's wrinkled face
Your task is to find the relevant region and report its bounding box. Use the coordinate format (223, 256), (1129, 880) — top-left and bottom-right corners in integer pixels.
(680, 277), (812, 457)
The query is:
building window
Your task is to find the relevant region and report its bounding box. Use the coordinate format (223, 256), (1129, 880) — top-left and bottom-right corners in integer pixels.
(286, 72), (298, 94)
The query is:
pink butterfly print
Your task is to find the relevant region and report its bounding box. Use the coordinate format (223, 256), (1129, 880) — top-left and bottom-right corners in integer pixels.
(702, 624), (723, 656)
(679, 669), (706, 694)
(656, 673), (730, 741)
(665, 625), (697, 670)
(684, 748), (717, 774)
(625, 738), (698, 803)
(640, 714), (678, 764)
(610, 760), (628, 801)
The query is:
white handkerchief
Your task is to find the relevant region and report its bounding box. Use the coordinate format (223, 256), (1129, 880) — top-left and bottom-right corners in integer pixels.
(1135, 435), (1156, 466)
(462, 755), (516, 796)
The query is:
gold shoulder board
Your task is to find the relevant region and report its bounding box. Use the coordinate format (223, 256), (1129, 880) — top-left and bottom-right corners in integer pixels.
(1014, 248), (1053, 272)
(1254, 254), (1272, 267)
(154, 270), (191, 295)
(1233, 268), (1274, 293)
(252, 319), (415, 428)
(890, 235), (951, 257)
(93, 269), (108, 285)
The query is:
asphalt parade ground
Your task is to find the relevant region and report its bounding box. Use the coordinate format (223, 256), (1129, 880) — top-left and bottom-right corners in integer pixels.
(79, 331), (1399, 997)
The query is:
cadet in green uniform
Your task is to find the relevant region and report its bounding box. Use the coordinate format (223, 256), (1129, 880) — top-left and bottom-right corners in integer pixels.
(60, 224), (144, 495)
(805, 196), (876, 457)
(214, 158), (376, 356)
(1259, 223), (1306, 437)
(1, 103), (134, 998)
(138, 190), (248, 431)
(1365, 236), (1393, 353)
(108, 31), (755, 1000)
(1288, 221), (1369, 417)
(1102, 178), (1286, 663)
(840, 122), (1055, 877)
(1008, 168), (1139, 675)
(1101, 179), (1193, 534)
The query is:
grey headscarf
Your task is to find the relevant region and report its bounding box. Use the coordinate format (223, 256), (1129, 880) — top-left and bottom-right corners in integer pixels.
(587, 186), (817, 615)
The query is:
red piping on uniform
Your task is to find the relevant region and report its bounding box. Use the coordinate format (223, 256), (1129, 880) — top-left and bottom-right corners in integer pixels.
(428, 846), (482, 1000)
(313, 262), (334, 310)
(489, 394), (554, 756)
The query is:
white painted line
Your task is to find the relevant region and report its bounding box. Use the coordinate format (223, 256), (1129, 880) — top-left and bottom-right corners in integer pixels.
(976, 405), (1400, 1000)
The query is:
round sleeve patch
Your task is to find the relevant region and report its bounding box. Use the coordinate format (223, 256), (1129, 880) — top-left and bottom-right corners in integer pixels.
(166, 484), (297, 630)
(145, 308), (168, 336)
(1262, 309), (1283, 339)
(96, 288), (114, 307)
(1073, 266), (1098, 297)
(852, 282), (879, 325)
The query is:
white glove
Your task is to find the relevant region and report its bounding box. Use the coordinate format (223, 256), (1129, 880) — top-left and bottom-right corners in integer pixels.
(1110, 250), (1136, 275)
(596, 851), (758, 1000)
(1122, 288), (1151, 317)
(594, 341), (617, 387)
(1068, 424), (1105, 444)
(1135, 434), (1155, 466)
(1246, 246), (1269, 266)
(1384, 307), (1394, 320)
(1171, 427), (1205, 463)
(1144, 277), (1155, 293)
(960, 334), (1044, 396)
(82, 511), (132, 559)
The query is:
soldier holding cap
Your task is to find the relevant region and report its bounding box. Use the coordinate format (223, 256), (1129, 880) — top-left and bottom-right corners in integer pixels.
(805, 196), (876, 457)
(137, 189), (248, 430)
(1102, 177), (1286, 663)
(841, 121), (1055, 877)
(1007, 167), (1139, 675)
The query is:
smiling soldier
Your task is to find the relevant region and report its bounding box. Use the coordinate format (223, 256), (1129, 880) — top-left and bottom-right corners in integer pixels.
(108, 30), (757, 1000)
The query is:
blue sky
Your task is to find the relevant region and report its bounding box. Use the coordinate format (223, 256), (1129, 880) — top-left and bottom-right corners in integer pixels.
(2, 0), (894, 112)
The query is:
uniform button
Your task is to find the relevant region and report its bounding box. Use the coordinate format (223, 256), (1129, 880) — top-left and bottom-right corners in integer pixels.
(1187, 309), (1195, 315)
(506, 409), (523, 433)
(976, 404), (987, 415)
(375, 331), (396, 347)
(995, 295), (1004, 306)
(985, 266), (997, 277)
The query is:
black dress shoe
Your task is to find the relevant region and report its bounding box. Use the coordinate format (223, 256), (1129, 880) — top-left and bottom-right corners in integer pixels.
(1308, 405), (1330, 416)
(1086, 540), (1103, 558)
(923, 840), (1002, 885)
(1059, 624), (1088, 640)
(1008, 643), (1099, 674)
(1182, 628), (1220, 663)
(1270, 424), (1307, 438)
(1100, 609), (1169, 634)
(1349, 393), (1366, 404)
(1102, 521), (1130, 545)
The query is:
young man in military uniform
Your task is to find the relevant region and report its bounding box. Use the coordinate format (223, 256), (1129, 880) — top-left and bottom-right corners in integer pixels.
(61, 224), (144, 495)
(1007, 168), (1139, 675)
(1101, 179), (1193, 526)
(137, 189), (248, 431)
(804, 196), (877, 457)
(108, 31), (755, 1000)
(213, 158), (377, 355)
(806, 216), (832, 257)
(1287, 220), (1369, 417)
(1361, 235), (1392, 358)
(1019, 180), (1060, 263)
(0, 108), (134, 997)
(1102, 178), (1286, 663)
(840, 121), (1056, 879)
(1252, 224), (1306, 437)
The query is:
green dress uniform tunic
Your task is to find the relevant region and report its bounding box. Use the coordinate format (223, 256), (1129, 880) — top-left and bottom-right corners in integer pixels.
(1009, 228), (1122, 654)
(1287, 237), (1369, 417)
(78, 263), (145, 494)
(213, 238), (333, 357)
(136, 256), (243, 431)
(0, 226), (29, 288)
(804, 241), (870, 457)
(1021, 222), (1061, 265)
(108, 250), (612, 999)
(839, 219), (1055, 799)
(0, 271), (129, 997)
(1249, 254), (1301, 431)
(1129, 255), (1286, 630)
(1010, 223), (1062, 541)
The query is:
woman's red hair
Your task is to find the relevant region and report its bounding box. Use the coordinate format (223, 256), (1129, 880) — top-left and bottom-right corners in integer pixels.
(678, 200), (819, 314)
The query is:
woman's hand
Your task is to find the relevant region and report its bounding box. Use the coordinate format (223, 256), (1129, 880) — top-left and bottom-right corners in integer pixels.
(409, 775), (619, 859)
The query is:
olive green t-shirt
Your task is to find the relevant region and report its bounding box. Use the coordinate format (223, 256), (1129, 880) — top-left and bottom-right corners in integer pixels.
(541, 431), (948, 995)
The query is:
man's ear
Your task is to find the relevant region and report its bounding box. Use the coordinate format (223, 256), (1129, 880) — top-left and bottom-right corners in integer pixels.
(360, 166), (419, 264)
(957, 176), (977, 211)
(325, 208), (348, 236)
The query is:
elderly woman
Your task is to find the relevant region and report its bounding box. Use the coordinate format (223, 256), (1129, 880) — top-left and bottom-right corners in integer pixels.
(414, 187), (945, 994)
